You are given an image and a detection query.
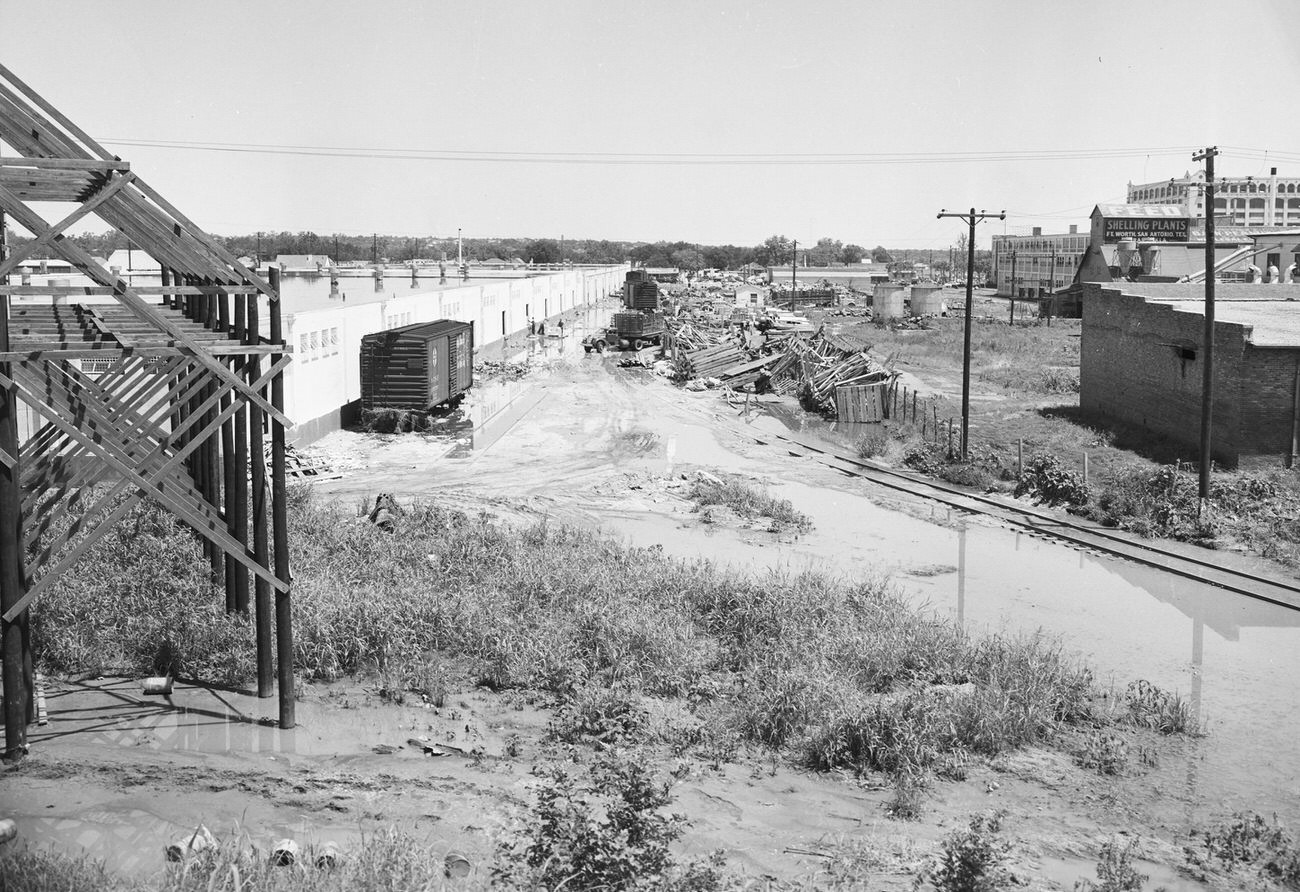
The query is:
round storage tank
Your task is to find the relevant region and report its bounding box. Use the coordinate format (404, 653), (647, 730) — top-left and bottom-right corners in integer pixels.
(909, 285), (945, 316)
(872, 283), (905, 320)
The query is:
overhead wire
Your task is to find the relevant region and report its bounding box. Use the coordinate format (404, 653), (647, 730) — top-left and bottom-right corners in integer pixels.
(97, 137), (1205, 166)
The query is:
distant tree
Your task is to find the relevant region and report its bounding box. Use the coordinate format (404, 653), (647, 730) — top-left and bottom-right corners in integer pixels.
(809, 237), (842, 266)
(870, 245), (893, 264)
(840, 244), (865, 264)
(755, 234), (793, 267)
(525, 238), (561, 264)
(670, 248), (704, 272)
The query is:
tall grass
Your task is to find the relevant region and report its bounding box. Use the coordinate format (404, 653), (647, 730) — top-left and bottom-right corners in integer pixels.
(36, 490), (1133, 790)
(1, 829), (483, 891)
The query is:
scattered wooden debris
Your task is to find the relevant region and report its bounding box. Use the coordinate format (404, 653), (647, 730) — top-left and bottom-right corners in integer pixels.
(271, 443), (341, 480)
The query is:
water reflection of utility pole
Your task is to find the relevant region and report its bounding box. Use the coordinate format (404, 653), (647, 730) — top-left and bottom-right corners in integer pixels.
(1185, 613), (1204, 832)
(957, 526), (966, 628)
(1191, 616), (1203, 724)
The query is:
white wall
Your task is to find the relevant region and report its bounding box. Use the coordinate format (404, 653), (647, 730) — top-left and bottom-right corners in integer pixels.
(283, 265), (626, 441)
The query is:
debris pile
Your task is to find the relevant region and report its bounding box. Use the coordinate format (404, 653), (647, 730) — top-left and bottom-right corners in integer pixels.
(274, 443), (341, 480)
(476, 360), (530, 382)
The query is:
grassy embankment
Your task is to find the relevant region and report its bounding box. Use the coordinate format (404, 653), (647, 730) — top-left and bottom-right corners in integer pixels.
(14, 483), (1220, 889)
(843, 315), (1300, 567)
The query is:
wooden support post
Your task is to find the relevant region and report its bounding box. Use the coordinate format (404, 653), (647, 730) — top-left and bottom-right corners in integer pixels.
(218, 286), (236, 610)
(911, 391), (917, 426)
(161, 266), (171, 309)
(247, 294), (272, 697)
(1017, 438), (1024, 477)
(1, 291), (29, 761)
(268, 269), (294, 729)
(1083, 451), (1089, 484)
(205, 374), (222, 582)
(232, 296), (250, 614)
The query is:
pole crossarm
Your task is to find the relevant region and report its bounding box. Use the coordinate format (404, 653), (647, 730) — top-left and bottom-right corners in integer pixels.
(936, 207), (1006, 460)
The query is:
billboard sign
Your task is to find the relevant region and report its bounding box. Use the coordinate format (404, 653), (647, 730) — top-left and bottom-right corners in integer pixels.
(1102, 216), (1190, 243)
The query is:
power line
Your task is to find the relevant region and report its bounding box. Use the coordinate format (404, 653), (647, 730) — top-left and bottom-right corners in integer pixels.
(96, 137), (1206, 167)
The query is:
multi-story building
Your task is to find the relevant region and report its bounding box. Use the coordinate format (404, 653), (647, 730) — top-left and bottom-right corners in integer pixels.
(991, 226), (1090, 298)
(1127, 166), (1300, 228)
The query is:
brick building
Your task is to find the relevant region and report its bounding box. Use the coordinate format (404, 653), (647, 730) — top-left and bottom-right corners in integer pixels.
(1079, 282), (1300, 468)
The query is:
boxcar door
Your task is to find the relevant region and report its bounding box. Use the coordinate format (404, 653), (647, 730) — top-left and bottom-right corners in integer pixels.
(453, 330), (471, 391)
(426, 336), (444, 406)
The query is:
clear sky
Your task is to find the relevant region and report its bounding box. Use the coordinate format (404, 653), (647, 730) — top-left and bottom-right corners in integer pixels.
(5, 0), (1299, 249)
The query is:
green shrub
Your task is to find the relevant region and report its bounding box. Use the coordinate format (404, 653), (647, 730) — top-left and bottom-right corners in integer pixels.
(550, 684), (649, 746)
(1188, 812), (1300, 883)
(1122, 680), (1196, 735)
(1014, 454), (1090, 507)
(1076, 837), (1148, 891)
(494, 754), (721, 891)
(1076, 732), (1129, 776)
(918, 812), (1013, 892)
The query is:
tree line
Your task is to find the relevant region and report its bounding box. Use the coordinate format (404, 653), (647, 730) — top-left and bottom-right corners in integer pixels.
(3, 228), (957, 273)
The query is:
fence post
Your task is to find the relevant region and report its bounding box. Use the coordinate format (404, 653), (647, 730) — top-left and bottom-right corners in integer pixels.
(1017, 438), (1024, 477)
(1083, 451), (1090, 484)
(912, 391), (917, 426)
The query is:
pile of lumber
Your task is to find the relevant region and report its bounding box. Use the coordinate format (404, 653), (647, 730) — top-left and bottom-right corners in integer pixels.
(766, 335), (895, 414)
(665, 320), (726, 352)
(678, 343), (747, 379)
(269, 443), (340, 480)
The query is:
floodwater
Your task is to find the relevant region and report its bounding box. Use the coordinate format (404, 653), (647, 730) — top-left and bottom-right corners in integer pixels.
(325, 330), (1300, 834)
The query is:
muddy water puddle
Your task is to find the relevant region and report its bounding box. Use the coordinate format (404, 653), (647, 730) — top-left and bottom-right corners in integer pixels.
(597, 469), (1300, 831)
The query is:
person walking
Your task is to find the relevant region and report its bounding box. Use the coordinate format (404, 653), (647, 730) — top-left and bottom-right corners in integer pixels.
(529, 317), (536, 335)
(558, 318), (565, 337)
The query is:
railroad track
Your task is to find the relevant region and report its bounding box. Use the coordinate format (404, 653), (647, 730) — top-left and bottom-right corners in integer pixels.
(755, 427), (1300, 611)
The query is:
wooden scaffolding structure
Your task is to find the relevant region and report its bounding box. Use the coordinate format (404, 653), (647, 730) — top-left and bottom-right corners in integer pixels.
(0, 64), (296, 760)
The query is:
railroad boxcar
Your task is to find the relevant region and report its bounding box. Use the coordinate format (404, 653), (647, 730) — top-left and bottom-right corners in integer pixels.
(359, 319), (474, 411)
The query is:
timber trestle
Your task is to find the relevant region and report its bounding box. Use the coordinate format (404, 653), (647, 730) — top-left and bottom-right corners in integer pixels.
(0, 65), (296, 759)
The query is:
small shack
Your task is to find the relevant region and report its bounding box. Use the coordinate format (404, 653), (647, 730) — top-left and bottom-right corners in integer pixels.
(360, 319), (474, 411)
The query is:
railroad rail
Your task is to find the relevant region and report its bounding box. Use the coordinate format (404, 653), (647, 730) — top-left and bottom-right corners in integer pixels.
(754, 426), (1300, 612)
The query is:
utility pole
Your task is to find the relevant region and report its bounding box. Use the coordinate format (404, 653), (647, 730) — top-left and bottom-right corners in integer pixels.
(256, 232), (261, 266)
(937, 207), (1005, 460)
(790, 239), (798, 311)
(371, 233), (377, 266)
(1193, 146), (1219, 512)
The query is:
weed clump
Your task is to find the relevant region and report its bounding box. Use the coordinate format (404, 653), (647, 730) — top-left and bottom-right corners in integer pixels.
(916, 811), (1013, 891)
(494, 754), (724, 891)
(1076, 837), (1148, 891)
(1014, 454), (1090, 507)
(1186, 812), (1300, 884)
(1121, 679), (1196, 735)
(688, 474), (812, 533)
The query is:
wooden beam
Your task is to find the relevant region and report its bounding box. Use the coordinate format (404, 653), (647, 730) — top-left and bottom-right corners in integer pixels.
(0, 170), (135, 280)
(0, 185), (291, 426)
(268, 269), (294, 728)
(1, 370), (288, 621)
(1, 290), (30, 760)
(248, 294), (272, 698)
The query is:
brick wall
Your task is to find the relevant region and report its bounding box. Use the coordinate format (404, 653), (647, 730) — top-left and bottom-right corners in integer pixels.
(1240, 348), (1300, 469)
(1080, 284), (1252, 466)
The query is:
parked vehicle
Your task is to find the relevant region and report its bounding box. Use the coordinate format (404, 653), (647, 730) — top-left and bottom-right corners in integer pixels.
(583, 311), (666, 352)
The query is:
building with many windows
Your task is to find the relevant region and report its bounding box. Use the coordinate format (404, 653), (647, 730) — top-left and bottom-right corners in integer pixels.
(991, 226), (1089, 298)
(1127, 167), (1300, 228)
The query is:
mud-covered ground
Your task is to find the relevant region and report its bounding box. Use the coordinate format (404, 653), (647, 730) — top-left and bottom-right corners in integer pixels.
(3, 311), (1292, 890)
